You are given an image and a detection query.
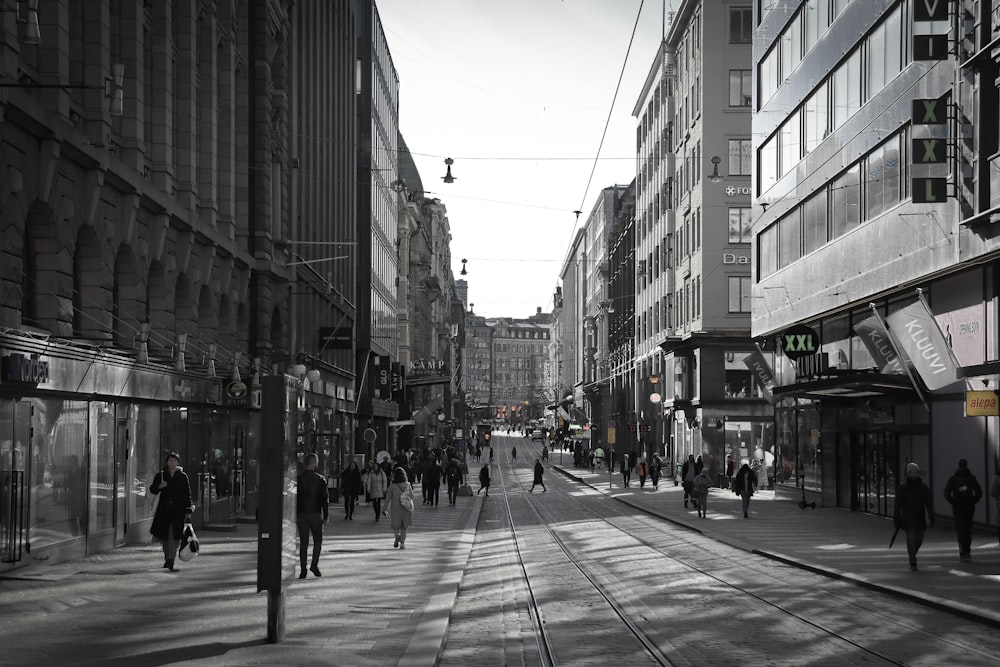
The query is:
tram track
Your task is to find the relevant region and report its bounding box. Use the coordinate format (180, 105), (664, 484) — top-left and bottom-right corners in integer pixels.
(493, 437), (999, 666)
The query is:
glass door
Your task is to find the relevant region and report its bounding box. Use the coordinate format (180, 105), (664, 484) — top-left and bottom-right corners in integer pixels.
(851, 430), (898, 517)
(87, 402), (126, 553)
(1, 400), (30, 568)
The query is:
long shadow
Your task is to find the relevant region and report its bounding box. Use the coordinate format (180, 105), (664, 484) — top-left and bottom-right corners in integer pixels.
(67, 639), (263, 666)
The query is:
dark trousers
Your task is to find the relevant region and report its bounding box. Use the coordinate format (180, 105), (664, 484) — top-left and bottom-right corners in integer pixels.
(425, 484), (439, 505)
(906, 529), (925, 566)
(622, 471), (630, 487)
(953, 508), (974, 557)
(297, 513), (323, 571)
(447, 482), (459, 503)
(372, 497), (382, 519)
(344, 493), (357, 518)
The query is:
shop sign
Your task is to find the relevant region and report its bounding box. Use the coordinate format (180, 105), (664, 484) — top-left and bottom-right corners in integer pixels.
(723, 253), (750, 265)
(1, 352), (50, 384)
(965, 390), (999, 417)
(406, 358), (449, 386)
(780, 324), (820, 359)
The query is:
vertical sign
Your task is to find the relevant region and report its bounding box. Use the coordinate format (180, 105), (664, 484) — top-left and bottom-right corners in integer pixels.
(911, 88), (950, 203)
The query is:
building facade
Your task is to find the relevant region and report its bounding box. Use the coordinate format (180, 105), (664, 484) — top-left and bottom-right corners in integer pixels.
(752, 0), (998, 528)
(633, 1), (769, 481)
(0, 0), (293, 570)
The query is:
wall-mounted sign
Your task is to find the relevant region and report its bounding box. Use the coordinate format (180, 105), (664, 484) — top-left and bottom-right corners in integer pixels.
(1, 352), (50, 384)
(318, 326), (353, 350)
(780, 324), (820, 359)
(965, 390), (999, 417)
(405, 358), (449, 386)
(724, 185), (751, 196)
(723, 253), (750, 265)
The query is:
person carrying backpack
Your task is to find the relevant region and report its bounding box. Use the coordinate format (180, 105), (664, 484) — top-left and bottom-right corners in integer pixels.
(445, 457), (463, 505)
(944, 458), (983, 562)
(693, 466), (712, 518)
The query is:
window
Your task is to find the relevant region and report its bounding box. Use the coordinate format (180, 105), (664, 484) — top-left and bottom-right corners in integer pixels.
(728, 207), (752, 243)
(780, 110), (801, 177)
(759, 134), (778, 193)
(730, 7), (752, 43)
(832, 50), (861, 129)
(758, 224), (778, 279)
(778, 209), (801, 268)
(801, 190), (827, 256)
(760, 48), (778, 104)
(866, 133), (902, 219)
(728, 276), (752, 313)
(729, 70), (752, 106)
(830, 164), (861, 239)
(803, 83), (828, 153)
(725, 353), (754, 398)
(729, 138), (752, 175)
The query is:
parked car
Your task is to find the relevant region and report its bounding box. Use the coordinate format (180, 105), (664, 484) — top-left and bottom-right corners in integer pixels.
(530, 430), (545, 441)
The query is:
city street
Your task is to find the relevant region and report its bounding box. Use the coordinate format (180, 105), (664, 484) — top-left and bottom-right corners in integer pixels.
(4, 433), (998, 666)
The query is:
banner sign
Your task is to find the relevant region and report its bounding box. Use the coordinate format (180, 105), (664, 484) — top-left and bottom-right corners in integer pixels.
(885, 300), (958, 390)
(854, 316), (907, 375)
(742, 349), (777, 404)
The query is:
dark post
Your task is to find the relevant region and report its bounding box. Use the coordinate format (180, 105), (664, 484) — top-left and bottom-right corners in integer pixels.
(257, 375), (299, 643)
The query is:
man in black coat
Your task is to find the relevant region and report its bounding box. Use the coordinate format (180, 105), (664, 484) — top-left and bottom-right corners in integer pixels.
(943, 458), (983, 562)
(149, 452), (195, 572)
(895, 462), (934, 571)
(297, 453), (329, 578)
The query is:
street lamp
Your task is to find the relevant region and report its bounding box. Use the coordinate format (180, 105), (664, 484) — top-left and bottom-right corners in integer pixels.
(709, 156), (722, 183)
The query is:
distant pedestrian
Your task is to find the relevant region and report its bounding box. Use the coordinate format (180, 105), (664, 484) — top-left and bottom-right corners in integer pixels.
(693, 466), (712, 518)
(620, 453), (631, 488)
(512, 446), (517, 463)
(475, 445), (482, 462)
(542, 444), (548, 462)
(732, 462), (757, 518)
(149, 452), (195, 573)
(296, 453), (329, 578)
(445, 457), (463, 505)
(725, 455), (735, 489)
(943, 458), (983, 562)
(594, 447), (605, 470)
(422, 454), (442, 506)
(990, 470), (1000, 546)
(489, 447), (494, 463)
(681, 455), (698, 507)
(366, 463), (388, 521)
(894, 462), (934, 571)
(386, 467), (415, 549)
(478, 464), (491, 496)
(361, 463), (372, 505)
(529, 459), (547, 493)
(637, 457), (649, 489)
(340, 460), (362, 520)
(650, 454), (662, 489)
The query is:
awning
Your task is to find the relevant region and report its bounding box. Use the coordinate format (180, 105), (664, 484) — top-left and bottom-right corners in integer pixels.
(772, 372), (918, 402)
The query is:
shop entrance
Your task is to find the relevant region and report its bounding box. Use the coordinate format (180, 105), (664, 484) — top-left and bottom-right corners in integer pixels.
(0, 400), (30, 569)
(850, 430), (898, 518)
(86, 403), (130, 553)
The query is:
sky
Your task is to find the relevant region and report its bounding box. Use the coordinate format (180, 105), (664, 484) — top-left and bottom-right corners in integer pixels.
(377, 0), (670, 319)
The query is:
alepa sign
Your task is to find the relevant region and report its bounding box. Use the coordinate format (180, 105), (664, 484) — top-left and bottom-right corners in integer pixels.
(965, 390), (999, 417)
(405, 358), (449, 386)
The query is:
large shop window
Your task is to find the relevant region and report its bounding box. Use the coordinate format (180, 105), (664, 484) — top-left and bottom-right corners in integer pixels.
(133, 404), (162, 523)
(30, 399), (89, 550)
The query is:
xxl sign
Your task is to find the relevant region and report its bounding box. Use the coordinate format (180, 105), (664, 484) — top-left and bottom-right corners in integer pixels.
(780, 324), (820, 360)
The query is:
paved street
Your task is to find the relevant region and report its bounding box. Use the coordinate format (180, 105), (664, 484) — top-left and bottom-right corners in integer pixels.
(1, 439), (998, 666)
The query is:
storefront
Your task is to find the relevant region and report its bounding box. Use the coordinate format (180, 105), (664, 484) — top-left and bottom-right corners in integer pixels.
(0, 332), (260, 572)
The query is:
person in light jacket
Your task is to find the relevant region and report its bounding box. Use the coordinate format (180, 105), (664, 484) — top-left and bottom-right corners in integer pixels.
(366, 464), (388, 521)
(149, 452), (195, 572)
(386, 467), (414, 549)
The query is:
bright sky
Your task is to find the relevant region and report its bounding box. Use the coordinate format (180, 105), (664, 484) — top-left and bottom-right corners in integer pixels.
(377, 0), (669, 319)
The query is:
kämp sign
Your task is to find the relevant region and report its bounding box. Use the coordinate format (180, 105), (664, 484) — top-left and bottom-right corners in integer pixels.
(405, 358), (449, 386)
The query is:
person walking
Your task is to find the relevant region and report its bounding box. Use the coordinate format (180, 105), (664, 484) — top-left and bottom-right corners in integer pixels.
(895, 462), (934, 570)
(725, 455), (736, 489)
(445, 456), (463, 505)
(620, 453), (631, 488)
(990, 469), (1000, 547)
(637, 457), (649, 489)
(693, 465), (713, 518)
(149, 452), (195, 572)
(422, 454), (441, 506)
(296, 453), (329, 578)
(489, 446), (494, 463)
(385, 467), (415, 549)
(366, 462), (388, 521)
(529, 459), (547, 493)
(732, 462), (758, 519)
(340, 460), (362, 520)
(477, 463), (491, 496)
(650, 453), (662, 489)
(681, 454), (698, 507)
(594, 446), (605, 471)
(943, 458), (983, 562)
(511, 446), (518, 463)
(361, 463), (372, 505)
(542, 444), (549, 462)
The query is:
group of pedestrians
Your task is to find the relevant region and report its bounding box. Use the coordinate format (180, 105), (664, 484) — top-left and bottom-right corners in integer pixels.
(678, 453), (758, 519)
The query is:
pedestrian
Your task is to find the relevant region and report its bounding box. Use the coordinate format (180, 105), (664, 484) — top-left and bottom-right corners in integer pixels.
(681, 454), (698, 507)
(489, 446), (494, 463)
(693, 465), (712, 518)
(361, 463), (372, 505)
(542, 444), (549, 462)
(595, 446), (605, 470)
(990, 469), (1000, 547)
(589, 450), (596, 472)
(725, 455), (735, 489)
(340, 460), (362, 520)
(620, 452), (631, 487)
(422, 454), (441, 506)
(943, 458), (983, 562)
(637, 457), (649, 489)
(478, 463), (491, 495)
(529, 459), (547, 493)
(445, 457), (463, 505)
(296, 453), (329, 578)
(475, 445), (482, 462)
(366, 462), (388, 521)
(149, 452), (195, 572)
(650, 454), (662, 489)
(385, 467), (415, 549)
(894, 462), (934, 570)
(512, 446), (517, 463)
(732, 462), (758, 518)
